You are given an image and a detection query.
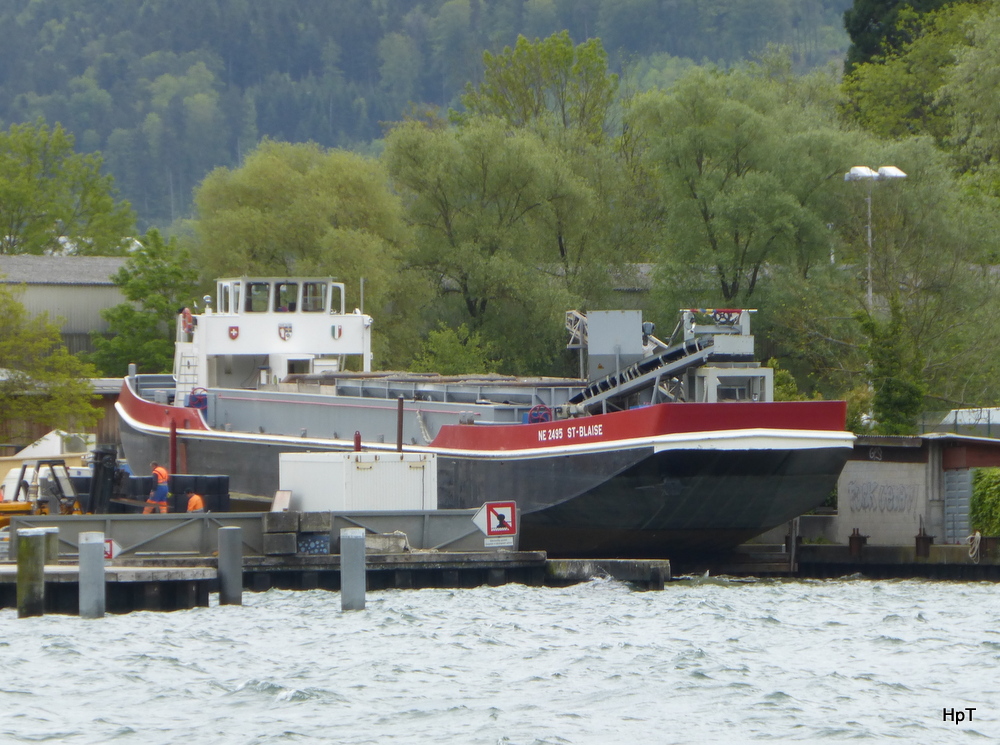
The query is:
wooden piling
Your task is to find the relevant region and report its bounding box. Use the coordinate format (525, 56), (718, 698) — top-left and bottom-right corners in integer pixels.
(16, 528), (47, 618)
(42, 527), (60, 565)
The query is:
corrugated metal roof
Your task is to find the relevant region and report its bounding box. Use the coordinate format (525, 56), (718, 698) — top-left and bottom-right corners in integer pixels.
(0, 256), (126, 285)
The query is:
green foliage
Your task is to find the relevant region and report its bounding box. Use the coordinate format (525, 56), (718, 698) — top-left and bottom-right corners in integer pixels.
(384, 117), (583, 373)
(459, 31), (618, 142)
(766, 358), (818, 402)
(0, 2), (850, 230)
(0, 119), (134, 255)
(843, 0), (953, 71)
(940, 3), (1000, 173)
(410, 324), (496, 375)
(841, 3), (978, 142)
(855, 296), (926, 435)
(0, 284), (101, 440)
(971, 468), (1000, 536)
(844, 384), (876, 434)
(635, 60), (850, 306)
(88, 229), (199, 375)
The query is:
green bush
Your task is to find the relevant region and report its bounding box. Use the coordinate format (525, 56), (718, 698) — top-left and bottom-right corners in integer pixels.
(971, 468), (1000, 536)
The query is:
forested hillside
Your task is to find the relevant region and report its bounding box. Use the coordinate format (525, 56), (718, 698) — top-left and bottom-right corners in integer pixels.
(0, 0), (850, 229)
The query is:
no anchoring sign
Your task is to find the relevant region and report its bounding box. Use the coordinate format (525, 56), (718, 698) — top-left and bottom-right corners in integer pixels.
(472, 501), (517, 547)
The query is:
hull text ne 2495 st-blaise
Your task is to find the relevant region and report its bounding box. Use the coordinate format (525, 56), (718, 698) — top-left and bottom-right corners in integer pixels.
(116, 277), (854, 558)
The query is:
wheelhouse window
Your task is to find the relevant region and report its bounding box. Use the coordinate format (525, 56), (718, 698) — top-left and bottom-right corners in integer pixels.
(301, 281), (327, 312)
(245, 282), (270, 312)
(274, 282), (299, 312)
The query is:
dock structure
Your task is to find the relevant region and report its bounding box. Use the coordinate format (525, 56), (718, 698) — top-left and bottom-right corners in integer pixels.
(0, 564), (215, 614)
(0, 512), (672, 615)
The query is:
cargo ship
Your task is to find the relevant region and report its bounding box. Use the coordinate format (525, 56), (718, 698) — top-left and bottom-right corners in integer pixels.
(116, 277), (853, 558)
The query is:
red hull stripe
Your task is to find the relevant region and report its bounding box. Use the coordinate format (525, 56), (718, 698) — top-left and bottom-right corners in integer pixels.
(430, 400), (848, 451)
(119, 379), (210, 431)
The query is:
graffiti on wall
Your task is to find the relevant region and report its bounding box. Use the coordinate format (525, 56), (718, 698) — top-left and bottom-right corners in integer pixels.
(846, 481), (917, 514)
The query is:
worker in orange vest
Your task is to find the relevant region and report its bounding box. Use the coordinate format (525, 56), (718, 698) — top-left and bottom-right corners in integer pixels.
(144, 461), (169, 514)
(185, 489), (205, 513)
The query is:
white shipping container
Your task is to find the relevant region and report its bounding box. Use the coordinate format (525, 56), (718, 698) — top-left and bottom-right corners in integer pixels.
(279, 452), (437, 512)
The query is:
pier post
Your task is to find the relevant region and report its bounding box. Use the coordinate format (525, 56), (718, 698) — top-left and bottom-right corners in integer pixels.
(43, 527), (60, 564)
(16, 528), (47, 618)
(340, 528), (366, 611)
(218, 526), (243, 606)
(78, 531), (106, 619)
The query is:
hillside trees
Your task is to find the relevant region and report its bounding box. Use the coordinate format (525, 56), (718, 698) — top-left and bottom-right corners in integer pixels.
(841, 2), (979, 142)
(843, 0), (953, 70)
(459, 31), (618, 142)
(940, 3), (1000, 178)
(0, 120), (134, 255)
(0, 1), (852, 230)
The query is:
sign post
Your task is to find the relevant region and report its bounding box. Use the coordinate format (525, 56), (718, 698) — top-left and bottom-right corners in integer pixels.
(472, 501), (518, 548)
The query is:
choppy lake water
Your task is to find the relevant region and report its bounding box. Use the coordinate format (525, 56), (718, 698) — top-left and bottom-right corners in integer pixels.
(2, 577), (998, 743)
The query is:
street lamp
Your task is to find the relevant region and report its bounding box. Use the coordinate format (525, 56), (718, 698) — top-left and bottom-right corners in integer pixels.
(844, 165), (907, 309)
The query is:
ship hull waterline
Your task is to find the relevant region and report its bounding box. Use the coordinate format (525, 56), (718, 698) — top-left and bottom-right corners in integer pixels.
(117, 411), (850, 559)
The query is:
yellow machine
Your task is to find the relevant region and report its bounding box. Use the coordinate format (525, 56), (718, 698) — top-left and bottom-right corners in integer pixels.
(0, 460), (82, 529)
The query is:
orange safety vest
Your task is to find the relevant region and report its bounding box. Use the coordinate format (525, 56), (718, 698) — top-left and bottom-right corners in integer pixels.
(187, 493), (205, 512)
(153, 465), (169, 484)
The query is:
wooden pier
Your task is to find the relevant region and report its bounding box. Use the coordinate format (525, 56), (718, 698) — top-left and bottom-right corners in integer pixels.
(0, 555), (670, 615)
(0, 564), (215, 614)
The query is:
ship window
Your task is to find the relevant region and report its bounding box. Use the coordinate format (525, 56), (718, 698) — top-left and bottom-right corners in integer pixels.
(301, 282), (327, 312)
(245, 282), (270, 312)
(220, 286), (230, 314)
(274, 282), (299, 312)
(232, 283), (241, 313)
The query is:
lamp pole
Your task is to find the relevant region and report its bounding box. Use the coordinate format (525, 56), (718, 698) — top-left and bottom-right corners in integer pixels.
(845, 165), (907, 310)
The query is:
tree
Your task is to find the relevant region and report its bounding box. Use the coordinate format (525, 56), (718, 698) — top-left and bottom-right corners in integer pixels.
(456, 32), (655, 301)
(856, 296), (926, 435)
(843, 0), (953, 71)
(940, 3), (1000, 174)
(635, 63), (850, 305)
(384, 117), (581, 373)
(88, 229), (199, 376)
(459, 30), (618, 143)
(766, 134), (1000, 410)
(409, 323), (496, 374)
(0, 119), (134, 255)
(0, 284), (101, 442)
(841, 3), (978, 142)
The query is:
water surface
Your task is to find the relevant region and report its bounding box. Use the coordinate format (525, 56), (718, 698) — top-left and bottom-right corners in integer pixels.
(2, 577), (997, 743)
